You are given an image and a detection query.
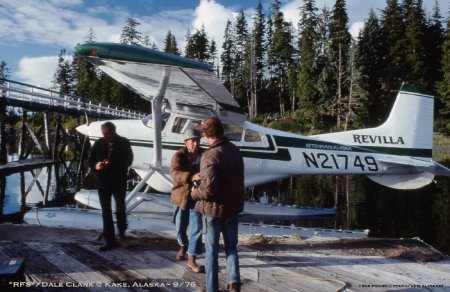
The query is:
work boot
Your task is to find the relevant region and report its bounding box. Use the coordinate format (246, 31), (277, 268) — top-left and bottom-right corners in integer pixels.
(176, 245), (187, 260)
(99, 241), (119, 251)
(187, 255), (202, 273)
(226, 282), (241, 292)
(119, 235), (129, 248)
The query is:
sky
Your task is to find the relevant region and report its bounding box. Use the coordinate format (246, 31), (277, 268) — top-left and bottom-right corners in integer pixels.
(0, 0), (448, 89)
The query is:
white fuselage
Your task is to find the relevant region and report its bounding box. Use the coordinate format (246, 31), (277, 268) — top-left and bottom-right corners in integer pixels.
(78, 104), (436, 192)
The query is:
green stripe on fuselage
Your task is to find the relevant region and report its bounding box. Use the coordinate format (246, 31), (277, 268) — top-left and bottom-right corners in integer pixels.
(89, 135), (292, 161)
(273, 136), (431, 158)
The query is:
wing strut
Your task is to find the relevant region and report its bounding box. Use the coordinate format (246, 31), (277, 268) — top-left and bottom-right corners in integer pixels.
(125, 67), (173, 211)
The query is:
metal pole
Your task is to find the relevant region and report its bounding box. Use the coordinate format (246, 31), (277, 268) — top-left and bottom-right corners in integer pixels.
(19, 110), (27, 159)
(151, 66), (170, 170)
(53, 115), (61, 160)
(125, 67), (170, 210)
(43, 112), (50, 157)
(0, 101), (6, 164)
(0, 176), (5, 218)
(125, 169), (154, 207)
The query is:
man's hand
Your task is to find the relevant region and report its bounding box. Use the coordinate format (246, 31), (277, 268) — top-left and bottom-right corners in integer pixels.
(95, 160), (110, 170)
(191, 173), (201, 181)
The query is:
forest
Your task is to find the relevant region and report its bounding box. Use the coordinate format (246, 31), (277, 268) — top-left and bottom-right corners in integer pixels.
(1, 0), (449, 135)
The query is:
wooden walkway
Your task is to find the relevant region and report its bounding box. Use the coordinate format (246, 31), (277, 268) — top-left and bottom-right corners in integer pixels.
(0, 225), (449, 291)
(0, 158), (55, 176)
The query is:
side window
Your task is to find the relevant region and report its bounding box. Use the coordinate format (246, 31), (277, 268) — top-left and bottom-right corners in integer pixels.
(191, 120), (202, 131)
(244, 129), (262, 142)
(224, 124), (243, 142)
(172, 117), (187, 133)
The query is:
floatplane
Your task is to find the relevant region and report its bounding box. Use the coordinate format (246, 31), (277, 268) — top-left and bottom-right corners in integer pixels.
(28, 41), (448, 238)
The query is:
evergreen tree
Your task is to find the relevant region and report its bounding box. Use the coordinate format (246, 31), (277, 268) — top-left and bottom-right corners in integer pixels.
(53, 49), (73, 94)
(402, 0), (428, 85)
(163, 30), (180, 55)
(328, 0), (352, 130)
(120, 18), (143, 46)
(85, 27), (96, 43)
(426, 0), (445, 91)
(209, 39), (218, 66)
(233, 10), (250, 107)
(185, 25), (210, 62)
(345, 41), (368, 130)
(249, 1), (266, 117)
(315, 6), (333, 128)
(221, 20), (236, 91)
(267, 0), (295, 114)
(381, 0), (406, 96)
(380, 0), (408, 123)
(356, 9), (385, 126)
(72, 28), (99, 101)
(437, 15), (450, 132)
(71, 52), (98, 100)
(297, 0), (320, 128)
(0, 61), (10, 79)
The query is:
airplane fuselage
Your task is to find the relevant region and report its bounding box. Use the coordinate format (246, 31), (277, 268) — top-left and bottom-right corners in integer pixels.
(78, 109), (435, 193)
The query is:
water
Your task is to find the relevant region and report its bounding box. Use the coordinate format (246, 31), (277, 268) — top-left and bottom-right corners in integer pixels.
(1, 154), (78, 218)
(248, 172), (450, 255)
(1, 156), (449, 255)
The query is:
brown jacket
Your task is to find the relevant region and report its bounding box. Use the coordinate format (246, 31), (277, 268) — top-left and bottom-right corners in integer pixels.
(170, 147), (203, 210)
(191, 137), (245, 218)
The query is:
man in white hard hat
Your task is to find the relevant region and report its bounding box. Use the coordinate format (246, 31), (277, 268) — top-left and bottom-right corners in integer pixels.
(170, 128), (204, 272)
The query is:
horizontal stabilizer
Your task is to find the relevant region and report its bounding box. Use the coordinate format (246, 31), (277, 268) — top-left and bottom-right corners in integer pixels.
(366, 158), (442, 189)
(378, 158), (450, 176)
(367, 172), (434, 189)
(431, 161), (450, 176)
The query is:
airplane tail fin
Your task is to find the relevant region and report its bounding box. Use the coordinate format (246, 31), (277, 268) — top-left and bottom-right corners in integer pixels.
(313, 83), (434, 160)
(313, 83), (439, 190)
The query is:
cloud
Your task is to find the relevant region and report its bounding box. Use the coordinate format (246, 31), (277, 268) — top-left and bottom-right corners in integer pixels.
(0, 0), (128, 50)
(282, 0), (300, 26)
(16, 56), (60, 88)
(138, 9), (194, 50)
(192, 0), (235, 49)
(350, 21), (364, 38)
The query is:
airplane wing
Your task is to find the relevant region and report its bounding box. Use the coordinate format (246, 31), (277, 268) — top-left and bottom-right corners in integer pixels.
(75, 42), (246, 124)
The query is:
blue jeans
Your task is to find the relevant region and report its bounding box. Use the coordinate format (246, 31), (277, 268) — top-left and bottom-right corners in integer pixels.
(173, 206), (203, 256)
(204, 214), (240, 292)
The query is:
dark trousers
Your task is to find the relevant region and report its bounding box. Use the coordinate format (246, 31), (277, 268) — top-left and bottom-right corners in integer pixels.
(98, 188), (127, 244)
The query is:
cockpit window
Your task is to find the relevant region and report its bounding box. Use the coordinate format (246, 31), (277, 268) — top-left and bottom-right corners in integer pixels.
(172, 117), (188, 133)
(224, 124), (243, 142)
(244, 129), (262, 142)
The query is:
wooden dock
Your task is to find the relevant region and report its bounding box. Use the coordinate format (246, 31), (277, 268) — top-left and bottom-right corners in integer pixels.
(0, 158), (55, 176)
(0, 224), (449, 291)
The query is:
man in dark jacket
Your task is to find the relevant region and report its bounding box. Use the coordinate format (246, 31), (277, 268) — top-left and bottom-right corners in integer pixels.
(191, 117), (245, 292)
(89, 121), (133, 251)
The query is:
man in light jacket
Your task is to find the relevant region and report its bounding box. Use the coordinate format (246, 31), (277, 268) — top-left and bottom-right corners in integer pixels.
(171, 128), (204, 272)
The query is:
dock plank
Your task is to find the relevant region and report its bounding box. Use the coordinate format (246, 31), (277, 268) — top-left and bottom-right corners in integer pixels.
(238, 251), (340, 291)
(25, 242), (114, 292)
(0, 242), (12, 262)
(0, 158), (55, 176)
(255, 251), (450, 291)
(82, 244), (195, 292)
(59, 242), (166, 291)
(0, 241), (85, 289)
